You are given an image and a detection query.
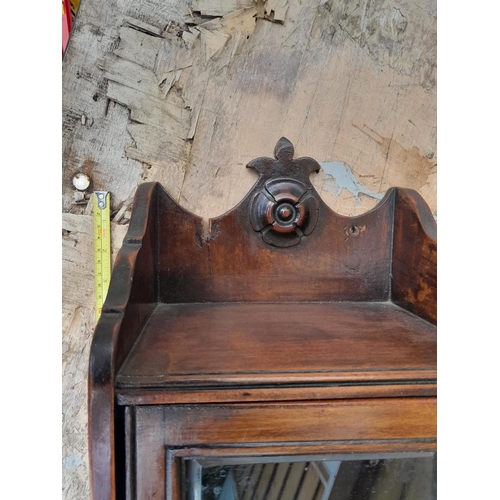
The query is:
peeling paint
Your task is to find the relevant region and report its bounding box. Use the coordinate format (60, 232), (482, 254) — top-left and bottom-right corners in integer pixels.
(319, 161), (383, 202)
(65, 452), (84, 470)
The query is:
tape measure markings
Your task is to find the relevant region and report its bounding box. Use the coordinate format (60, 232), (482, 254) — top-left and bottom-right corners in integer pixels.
(93, 191), (111, 321)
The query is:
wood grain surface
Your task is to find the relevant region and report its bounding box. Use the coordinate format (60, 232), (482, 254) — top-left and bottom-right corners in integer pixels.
(159, 398), (437, 446)
(392, 188), (437, 323)
(62, 0), (436, 497)
(156, 181), (396, 303)
(116, 302), (436, 387)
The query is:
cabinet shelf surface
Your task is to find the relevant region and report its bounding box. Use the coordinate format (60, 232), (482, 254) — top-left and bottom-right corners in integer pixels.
(116, 301), (436, 399)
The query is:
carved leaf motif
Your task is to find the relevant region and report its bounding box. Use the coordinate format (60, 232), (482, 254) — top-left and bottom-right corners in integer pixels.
(274, 137), (294, 161)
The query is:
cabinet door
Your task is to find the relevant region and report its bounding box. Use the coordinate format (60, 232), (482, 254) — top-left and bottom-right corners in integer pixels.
(127, 399), (436, 500)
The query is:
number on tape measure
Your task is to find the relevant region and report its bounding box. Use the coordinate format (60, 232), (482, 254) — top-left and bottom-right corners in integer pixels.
(93, 191), (111, 321)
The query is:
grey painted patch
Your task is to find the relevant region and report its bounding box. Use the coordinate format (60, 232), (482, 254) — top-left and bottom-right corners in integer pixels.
(65, 452), (84, 470)
(319, 161), (383, 203)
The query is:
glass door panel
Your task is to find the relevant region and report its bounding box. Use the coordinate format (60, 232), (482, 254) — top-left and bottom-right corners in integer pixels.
(188, 453), (436, 500)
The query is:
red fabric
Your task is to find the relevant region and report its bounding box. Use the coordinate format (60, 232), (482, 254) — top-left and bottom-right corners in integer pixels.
(62, 0), (72, 55)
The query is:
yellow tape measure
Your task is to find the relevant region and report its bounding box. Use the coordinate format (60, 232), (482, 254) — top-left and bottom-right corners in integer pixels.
(93, 191), (111, 321)
(70, 0), (80, 17)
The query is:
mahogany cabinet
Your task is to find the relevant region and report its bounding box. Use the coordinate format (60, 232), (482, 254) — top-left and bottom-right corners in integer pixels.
(88, 138), (437, 500)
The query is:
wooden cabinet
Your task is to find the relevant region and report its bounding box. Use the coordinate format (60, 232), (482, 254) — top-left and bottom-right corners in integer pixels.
(89, 138), (437, 499)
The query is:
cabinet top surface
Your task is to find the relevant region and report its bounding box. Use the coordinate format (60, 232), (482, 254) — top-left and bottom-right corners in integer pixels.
(116, 301), (436, 391)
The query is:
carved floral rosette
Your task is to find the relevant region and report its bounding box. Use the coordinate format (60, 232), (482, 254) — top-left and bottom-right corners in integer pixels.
(247, 138), (320, 247)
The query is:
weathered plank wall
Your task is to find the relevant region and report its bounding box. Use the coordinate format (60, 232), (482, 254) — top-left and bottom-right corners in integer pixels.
(62, 0), (436, 497)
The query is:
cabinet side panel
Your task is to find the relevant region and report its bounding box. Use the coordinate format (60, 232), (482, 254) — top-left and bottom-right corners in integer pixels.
(89, 182), (159, 500)
(391, 189), (437, 324)
(112, 182), (159, 370)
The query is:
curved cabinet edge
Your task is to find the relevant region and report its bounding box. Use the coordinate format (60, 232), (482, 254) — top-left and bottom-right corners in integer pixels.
(396, 188), (436, 240)
(88, 313), (124, 500)
(103, 182), (158, 312)
(88, 181), (159, 500)
(391, 188), (437, 324)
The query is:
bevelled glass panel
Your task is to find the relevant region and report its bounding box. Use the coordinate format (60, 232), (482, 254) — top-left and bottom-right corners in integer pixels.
(195, 454), (436, 500)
